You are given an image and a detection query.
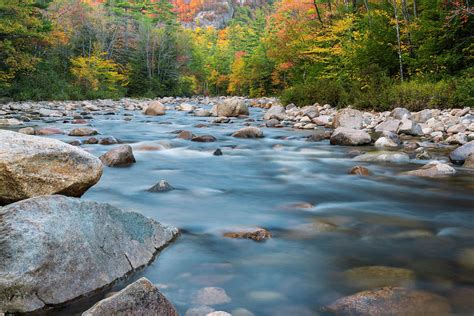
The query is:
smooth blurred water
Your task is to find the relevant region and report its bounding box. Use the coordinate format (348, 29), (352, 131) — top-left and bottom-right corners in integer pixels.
(25, 105), (474, 315)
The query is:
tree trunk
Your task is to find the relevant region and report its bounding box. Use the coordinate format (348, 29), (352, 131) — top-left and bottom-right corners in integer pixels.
(392, 0), (404, 82)
(313, 0), (323, 24)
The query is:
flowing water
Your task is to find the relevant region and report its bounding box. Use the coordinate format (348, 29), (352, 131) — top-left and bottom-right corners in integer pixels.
(23, 105), (474, 315)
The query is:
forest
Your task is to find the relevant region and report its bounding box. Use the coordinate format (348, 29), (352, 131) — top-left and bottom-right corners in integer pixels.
(0, 0), (472, 110)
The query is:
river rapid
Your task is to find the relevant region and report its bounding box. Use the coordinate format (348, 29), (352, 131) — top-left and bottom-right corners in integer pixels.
(13, 103), (474, 315)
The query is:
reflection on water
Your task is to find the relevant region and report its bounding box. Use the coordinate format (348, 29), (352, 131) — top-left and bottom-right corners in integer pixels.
(30, 105), (473, 315)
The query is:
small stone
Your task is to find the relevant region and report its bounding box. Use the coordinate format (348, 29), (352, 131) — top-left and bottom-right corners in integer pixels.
(463, 153), (474, 168)
(99, 136), (118, 145)
(349, 166), (370, 176)
(18, 127), (35, 135)
(84, 137), (99, 144)
(213, 149), (223, 156)
(192, 135), (217, 142)
(100, 145), (136, 167)
(69, 127), (98, 136)
(178, 130), (194, 140)
(35, 127), (65, 135)
(232, 127), (264, 139)
(404, 161), (456, 177)
(147, 180), (174, 193)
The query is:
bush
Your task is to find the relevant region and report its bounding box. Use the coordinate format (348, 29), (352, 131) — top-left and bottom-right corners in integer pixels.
(280, 79), (348, 107)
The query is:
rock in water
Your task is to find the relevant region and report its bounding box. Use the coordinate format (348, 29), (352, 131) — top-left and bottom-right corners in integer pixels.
(211, 98), (249, 117)
(144, 101), (166, 116)
(69, 127), (98, 136)
(147, 180), (174, 193)
(349, 166), (370, 176)
(263, 105), (286, 120)
(100, 145), (136, 167)
(232, 127), (264, 139)
(223, 228), (272, 241)
(0, 195), (178, 313)
(449, 141), (474, 164)
(343, 266), (415, 291)
(0, 130), (102, 205)
(323, 287), (450, 316)
(404, 161), (456, 177)
(82, 278), (178, 316)
(330, 127), (371, 146)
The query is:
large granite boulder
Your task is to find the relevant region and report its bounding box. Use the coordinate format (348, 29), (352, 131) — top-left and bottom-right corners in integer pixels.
(0, 195), (178, 313)
(332, 108), (363, 130)
(211, 98), (249, 117)
(100, 145), (136, 167)
(82, 278), (178, 316)
(0, 130), (103, 205)
(144, 101), (166, 116)
(330, 127), (371, 146)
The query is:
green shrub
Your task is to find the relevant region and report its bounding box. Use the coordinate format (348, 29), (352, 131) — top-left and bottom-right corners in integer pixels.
(280, 79), (348, 107)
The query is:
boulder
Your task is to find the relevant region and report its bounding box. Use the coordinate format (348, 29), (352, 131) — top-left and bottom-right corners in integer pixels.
(178, 130), (195, 140)
(404, 161), (456, 177)
(35, 127), (65, 135)
(69, 127), (98, 137)
(82, 278), (178, 316)
(177, 102), (196, 112)
(343, 266), (415, 291)
(0, 195), (178, 313)
(412, 109), (433, 123)
(232, 127), (264, 139)
(301, 105), (319, 119)
(192, 135), (217, 142)
(0, 118), (23, 126)
(390, 107), (411, 120)
(332, 108), (363, 129)
(375, 118), (402, 133)
(265, 118), (281, 128)
(263, 105), (286, 120)
(100, 145), (136, 167)
(18, 127), (35, 135)
(211, 98), (249, 117)
(449, 141), (474, 164)
(323, 287), (450, 316)
(330, 127), (371, 146)
(99, 136), (119, 145)
(0, 130), (102, 205)
(463, 153), (474, 168)
(398, 119), (423, 136)
(195, 109), (211, 117)
(445, 133), (467, 145)
(144, 101), (166, 116)
(374, 137), (399, 148)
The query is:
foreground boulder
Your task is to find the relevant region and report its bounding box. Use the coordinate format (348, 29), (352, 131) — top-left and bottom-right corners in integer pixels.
(449, 141), (474, 164)
(323, 287), (450, 316)
(100, 145), (136, 167)
(211, 98), (249, 117)
(144, 101), (166, 116)
(82, 278), (178, 316)
(332, 108), (363, 129)
(0, 130), (102, 205)
(330, 127), (371, 146)
(232, 127), (264, 139)
(0, 195), (178, 313)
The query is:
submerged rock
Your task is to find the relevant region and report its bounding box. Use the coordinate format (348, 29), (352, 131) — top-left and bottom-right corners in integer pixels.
(100, 145), (136, 167)
(192, 287), (231, 306)
(147, 180), (174, 193)
(323, 287), (450, 316)
(232, 127), (264, 139)
(0, 130), (102, 205)
(223, 228), (272, 241)
(0, 195), (178, 313)
(354, 152), (410, 163)
(82, 277), (178, 316)
(330, 127), (371, 146)
(343, 266), (416, 291)
(349, 166), (370, 176)
(178, 130), (195, 140)
(404, 161), (456, 177)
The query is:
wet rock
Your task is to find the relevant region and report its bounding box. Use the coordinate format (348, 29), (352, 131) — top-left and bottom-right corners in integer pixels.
(323, 287), (450, 316)
(349, 166), (370, 176)
(99, 136), (118, 145)
(283, 202), (314, 209)
(449, 140), (474, 164)
(195, 109), (211, 117)
(265, 118), (281, 128)
(18, 127), (35, 135)
(82, 278), (178, 316)
(0, 195), (178, 313)
(390, 107), (411, 120)
(213, 117), (231, 124)
(192, 135), (217, 142)
(224, 228), (272, 241)
(214, 148), (223, 156)
(177, 102), (196, 112)
(463, 153), (474, 168)
(343, 266), (415, 291)
(307, 128), (330, 141)
(186, 306), (215, 316)
(72, 118), (88, 124)
(404, 161), (456, 177)
(0, 118), (23, 126)
(192, 287), (231, 306)
(374, 136), (399, 148)
(69, 127), (98, 137)
(333, 108), (363, 130)
(330, 127), (371, 146)
(354, 152), (410, 163)
(0, 130), (102, 205)
(178, 130), (195, 140)
(68, 140), (82, 146)
(211, 98), (249, 117)
(147, 180), (174, 193)
(35, 127), (65, 135)
(100, 145), (136, 167)
(263, 105), (286, 120)
(232, 127), (264, 139)
(84, 137), (99, 144)
(144, 101), (166, 116)
(285, 219), (339, 240)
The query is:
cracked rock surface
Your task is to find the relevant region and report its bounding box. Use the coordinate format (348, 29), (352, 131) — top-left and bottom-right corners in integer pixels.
(0, 195), (178, 313)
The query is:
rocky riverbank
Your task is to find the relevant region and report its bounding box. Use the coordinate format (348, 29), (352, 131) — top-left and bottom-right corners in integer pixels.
(0, 96), (473, 315)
